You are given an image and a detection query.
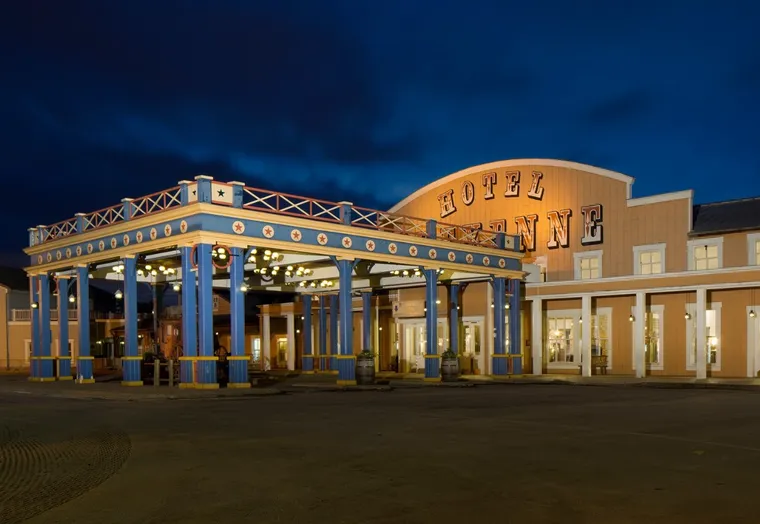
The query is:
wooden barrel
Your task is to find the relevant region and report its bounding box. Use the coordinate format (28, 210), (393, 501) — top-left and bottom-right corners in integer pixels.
(441, 356), (460, 382)
(355, 355), (376, 385)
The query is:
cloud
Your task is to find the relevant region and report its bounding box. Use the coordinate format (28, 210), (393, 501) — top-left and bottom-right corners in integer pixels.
(583, 91), (655, 127)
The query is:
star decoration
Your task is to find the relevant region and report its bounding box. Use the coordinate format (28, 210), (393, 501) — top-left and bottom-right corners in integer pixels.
(318, 234), (327, 244)
(217, 189), (225, 197)
(263, 226), (275, 238)
(291, 230), (302, 241)
(388, 243), (397, 254)
(234, 222), (244, 232)
(365, 240), (375, 251)
(342, 237), (352, 248)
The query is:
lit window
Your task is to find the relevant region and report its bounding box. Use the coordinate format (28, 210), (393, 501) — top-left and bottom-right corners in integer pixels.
(755, 241), (760, 264)
(639, 251), (662, 275)
(574, 251), (602, 280)
(547, 317), (574, 363)
(694, 245), (719, 270)
(685, 303), (721, 370)
(580, 257), (599, 279)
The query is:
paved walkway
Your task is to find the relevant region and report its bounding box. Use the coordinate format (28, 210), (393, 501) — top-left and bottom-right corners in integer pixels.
(3, 384), (760, 523)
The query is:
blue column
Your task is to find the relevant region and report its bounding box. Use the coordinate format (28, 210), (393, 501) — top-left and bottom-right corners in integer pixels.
(302, 294), (314, 372)
(37, 273), (54, 380)
(329, 294), (338, 372)
(196, 243), (218, 388)
(336, 259), (356, 384)
(449, 283), (460, 354)
(423, 268), (440, 381)
(491, 277), (508, 375)
(509, 279), (523, 374)
(29, 275), (39, 380)
(76, 265), (93, 383)
(122, 256), (142, 385)
(319, 295), (328, 371)
(57, 277), (72, 380)
(361, 291), (372, 351)
(180, 246), (197, 387)
(228, 247), (249, 387)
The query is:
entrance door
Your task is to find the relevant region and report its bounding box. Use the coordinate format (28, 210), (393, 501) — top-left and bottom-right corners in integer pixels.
(463, 319), (484, 374)
(403, 322), (426, 373)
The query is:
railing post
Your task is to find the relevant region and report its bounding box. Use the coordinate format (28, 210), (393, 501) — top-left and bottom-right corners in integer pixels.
(194, 175), (213, 203)
(179, 180), (191, 205)
(36, 225), (47, 244)
(426, 219), (437, 240)
(75, 213), (86, 234)
(28, 227), (38, 247)
(121, 198), (133, 221)
(338, 201), (353, 225)
(230, 182), (245, 208)
(495, 231), (506, 250)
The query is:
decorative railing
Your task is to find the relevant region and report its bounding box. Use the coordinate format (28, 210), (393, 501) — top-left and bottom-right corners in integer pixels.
(31, 178), (519, 252)
(81, 204), (125, 232)
(130, 186), (182, 219)
(242, 188), (343, 223)
(12, 309), (78, 321)
(350, 207), (429, 238)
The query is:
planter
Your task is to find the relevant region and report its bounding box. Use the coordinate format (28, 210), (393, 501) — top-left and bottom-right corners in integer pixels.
(355, 350), (376, 385)
(441, 352), (460, 382)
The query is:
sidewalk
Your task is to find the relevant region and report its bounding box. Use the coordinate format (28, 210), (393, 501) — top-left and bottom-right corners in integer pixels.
(0, 376), (283, 401)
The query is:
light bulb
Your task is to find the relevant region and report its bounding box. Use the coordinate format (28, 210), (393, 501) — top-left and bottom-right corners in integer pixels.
(145, 265), (152, 270)
(173, 283), (181, 292)
(68, 295), (76, 303)
(159, 265), (166, 272)
(115, 289), (123, 299)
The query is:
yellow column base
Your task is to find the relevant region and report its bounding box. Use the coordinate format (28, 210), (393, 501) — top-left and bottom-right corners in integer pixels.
(121, 380), (144, 387)
(28, 377), (56, 382)
(194, 383), (220, 390)
(337, 379), (357, 386)
(178, 382), (195, 389)
(301, 371), (316, 375)
(227, 382), (252, 389)
(58, 376), (74, 381)
(325, 370), (339, 375)
(424, 377), (442, 383)
(77, 378), (96, 384)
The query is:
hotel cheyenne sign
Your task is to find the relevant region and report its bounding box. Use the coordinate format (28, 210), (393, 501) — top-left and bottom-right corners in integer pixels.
(437, 171), (604, 252)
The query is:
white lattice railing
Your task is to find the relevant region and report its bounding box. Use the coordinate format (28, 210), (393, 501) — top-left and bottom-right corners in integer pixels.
(81, 204), (125, 231)
(41, 218), (78, 242)
(437, 222), (500, 248)
(242, 187), (343, 223)
(350, 207), (429, 237)
(12, 309), (79, 321)
(130, 186), (182, 219)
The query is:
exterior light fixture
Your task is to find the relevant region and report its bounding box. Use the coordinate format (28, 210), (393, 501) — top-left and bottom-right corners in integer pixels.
(151, 270), (158, 276)
(115, 289), (123, 300)
(751, 310), (757, 318)
(684, 312), (691, 320)
(579, 317), (583, 324)
(490, 302), (494, 308)
(31, 302), (39, 309)
(506, 303), (510, 309)
(240, 284), (248, 292)
(68, 295), (76, 303)
(173, 283), (181, 292)
(159, 265), (166, 272)
(145, 264), (152, 271)
(436, 299), (441, 305)
(629, 314), (635, 322)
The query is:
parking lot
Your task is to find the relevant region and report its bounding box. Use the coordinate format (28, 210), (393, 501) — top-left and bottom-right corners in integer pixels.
(2, 382), (760, 524)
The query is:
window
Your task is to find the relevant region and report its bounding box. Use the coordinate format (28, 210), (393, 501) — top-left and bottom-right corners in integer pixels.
(631, 305), (664, 370)
(685, 302), (721, 371)
(547, 316), (575, 364)
(688, 238), (722, 270)
(747, 233), (760, 265)
(633, 244), (665, 275)
(591, 309), (612, 368)
(574, 250), (602, 280)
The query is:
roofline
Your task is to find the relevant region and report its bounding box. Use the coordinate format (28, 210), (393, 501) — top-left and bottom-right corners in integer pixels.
(695, 195), (760, 207)
(626, 189), (693, 207)
(388, 159), (635, 213)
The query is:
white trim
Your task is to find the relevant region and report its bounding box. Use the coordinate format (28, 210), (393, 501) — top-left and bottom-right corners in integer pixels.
(747, 233), (760, 266)
(573, 250), (603, 280)
(633, 243), (666, 276)
(626, 190), (693, 207)
(630, 304), (664, 371)
(746, 306), (760, 378)
(532, 280), (760, 301)
(24, 339), (31, 364)
(527, 258), (760, 291)
(388, 159), (634, 213)
(687, 237), (723, 271)
(685, 301), (722, 372)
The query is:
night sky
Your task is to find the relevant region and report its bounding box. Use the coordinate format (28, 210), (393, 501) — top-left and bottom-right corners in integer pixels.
(1, 1), (759, 265)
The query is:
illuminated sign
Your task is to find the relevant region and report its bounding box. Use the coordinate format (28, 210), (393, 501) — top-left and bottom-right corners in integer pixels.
(437, 171), (603, 251)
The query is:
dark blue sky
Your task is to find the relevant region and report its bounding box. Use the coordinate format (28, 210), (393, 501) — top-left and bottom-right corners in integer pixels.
(1, 1), (759, 264)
